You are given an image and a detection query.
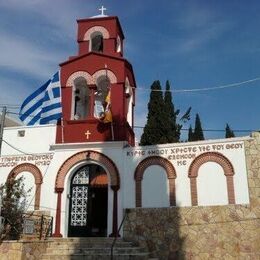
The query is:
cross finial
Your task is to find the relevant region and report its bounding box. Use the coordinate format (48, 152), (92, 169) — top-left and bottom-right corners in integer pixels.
(99, 6), (107, 16)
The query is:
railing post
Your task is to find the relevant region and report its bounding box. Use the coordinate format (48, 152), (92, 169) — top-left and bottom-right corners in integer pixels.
(110, 209), (130, 260)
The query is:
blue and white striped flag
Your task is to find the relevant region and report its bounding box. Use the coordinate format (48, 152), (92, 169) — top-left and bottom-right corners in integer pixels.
(19, 71), (62, 125)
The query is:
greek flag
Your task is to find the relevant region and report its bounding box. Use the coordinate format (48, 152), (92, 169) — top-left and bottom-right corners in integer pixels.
(19, 71), (62, 125)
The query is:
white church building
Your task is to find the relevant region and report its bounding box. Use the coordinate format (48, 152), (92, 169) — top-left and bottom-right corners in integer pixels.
(0, 11), (250, 240)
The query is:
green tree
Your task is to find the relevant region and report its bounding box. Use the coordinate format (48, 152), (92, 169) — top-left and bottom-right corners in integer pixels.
(0, 176), (29, 240)
(140, 80), (167, 145)
(225, 123), (235, 138)
(164, 80), (181, 143)
(193, 113), (204, 141)
(188, 125), (194, 141)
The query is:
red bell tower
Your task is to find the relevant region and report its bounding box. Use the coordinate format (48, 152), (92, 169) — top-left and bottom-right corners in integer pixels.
(56, 11), (136, 145)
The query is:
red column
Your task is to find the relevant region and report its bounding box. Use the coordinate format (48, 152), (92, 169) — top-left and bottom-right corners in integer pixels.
(169, 178), (176, 206)
(190, 177), (198, 206)
(53, 188), (64, 237)
(34, 183), (41, 210)
(226, 175), (236, 204)
(109, 186), (119, 237)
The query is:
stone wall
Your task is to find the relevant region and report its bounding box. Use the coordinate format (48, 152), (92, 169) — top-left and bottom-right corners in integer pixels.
(123, 132), (260, 259)
(0, 240), (49, 260)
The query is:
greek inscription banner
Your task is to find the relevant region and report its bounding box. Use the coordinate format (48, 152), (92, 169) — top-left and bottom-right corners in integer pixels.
(0, 153), (54, 168)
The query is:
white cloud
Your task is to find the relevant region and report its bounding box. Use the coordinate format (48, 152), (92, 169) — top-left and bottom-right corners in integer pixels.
(0, 30), (65, 78)
(0, 1), (96, 38)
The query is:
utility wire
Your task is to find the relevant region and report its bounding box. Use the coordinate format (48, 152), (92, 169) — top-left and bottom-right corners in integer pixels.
(4, 111), (258, 133)
(0, 76), (259, 107)
(0, 138), (54, 211)
(134, 126), (256, 133)
(137, 77), (260, 93)
(1, 139), (39, 155)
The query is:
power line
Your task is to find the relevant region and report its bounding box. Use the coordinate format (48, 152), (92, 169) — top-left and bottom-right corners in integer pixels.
(0, 75), (259, 110)
(0, 105), (20, 109)
(0, 138), (54, 210)
(137, 76), (260, 93)
(134, 126), (256, 133)
(4, 111), (258, 133)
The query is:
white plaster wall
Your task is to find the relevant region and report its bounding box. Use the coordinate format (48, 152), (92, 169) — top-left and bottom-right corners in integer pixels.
(197, 162), (228, 206)
(18, 171), (36, 211)
(0, 123), (252, 237)
(142, 166), (169, 208)
(2, 125), (56, 155)
(123, 138), (251, 208)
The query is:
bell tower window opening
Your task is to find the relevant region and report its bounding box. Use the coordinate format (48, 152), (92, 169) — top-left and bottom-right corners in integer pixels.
(94, 75), (110, 119)
(125, 80), (133, 127)
(73, 77), (90, 120)
(90, 32), (104, 53)
(116, 35), (121, 53)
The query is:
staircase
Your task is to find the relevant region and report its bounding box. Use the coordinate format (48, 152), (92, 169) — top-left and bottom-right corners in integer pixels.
(40, 237), (150, 260)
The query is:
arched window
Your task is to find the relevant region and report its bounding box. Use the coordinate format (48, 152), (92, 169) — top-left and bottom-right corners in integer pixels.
(116, 35), (121, 53)
(90, 32), (103, 52)
(94, 75), (110, 119)
(73, 77), (90, 120)
(125, 79), (133, 127)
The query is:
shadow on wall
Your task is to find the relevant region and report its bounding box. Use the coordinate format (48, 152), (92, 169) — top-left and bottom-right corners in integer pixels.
(124, 207), (185, 260)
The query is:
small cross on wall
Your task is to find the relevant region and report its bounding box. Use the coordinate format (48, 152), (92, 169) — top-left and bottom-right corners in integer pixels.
(99, 5), (107, 16)
(85, 130), (91, 140)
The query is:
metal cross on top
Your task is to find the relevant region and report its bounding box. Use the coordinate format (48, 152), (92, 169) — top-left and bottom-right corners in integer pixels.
(99, 5), (107, 16)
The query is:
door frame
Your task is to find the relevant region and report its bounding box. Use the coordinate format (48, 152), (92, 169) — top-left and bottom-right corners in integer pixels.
(54, 150), (120, 238)
(67, 163), (108, 237)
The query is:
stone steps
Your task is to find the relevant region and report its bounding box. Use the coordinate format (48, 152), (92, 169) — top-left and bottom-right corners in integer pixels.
(45, 246), (145, 255)
(41, 253), (149, 260)
(40, 237), (150, 260)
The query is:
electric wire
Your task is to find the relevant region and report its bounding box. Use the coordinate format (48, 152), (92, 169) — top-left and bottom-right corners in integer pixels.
(0, 139), (54, 211)
(1, 139), (41, 155)
(3, 111), (257, 133)
(4, 111), (258, 133)
(138, 76), (260, 93)
(0, 76), (259, 105)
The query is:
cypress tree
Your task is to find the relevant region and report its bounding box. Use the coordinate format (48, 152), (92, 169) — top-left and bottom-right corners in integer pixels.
(193, 113), (204, 141)
(140, 80), (167, 145)
(188, 125), (194, 141)
(164, 80), (181, 143)
(225, 123), (235, 138)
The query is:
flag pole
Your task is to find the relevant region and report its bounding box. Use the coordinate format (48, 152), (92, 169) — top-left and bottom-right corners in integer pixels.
(105, 64), (115, 141)
(61, 117), (64, 143)
(111, 122), (114, 141)
(0, 106), (7, 156)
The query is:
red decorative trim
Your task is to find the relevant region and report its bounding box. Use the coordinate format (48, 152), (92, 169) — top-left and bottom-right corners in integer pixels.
(8, 163), (43, 210)
(188, 152), (235, 206)
(134, 156), (176, 207)
(55, 150), (120, 189)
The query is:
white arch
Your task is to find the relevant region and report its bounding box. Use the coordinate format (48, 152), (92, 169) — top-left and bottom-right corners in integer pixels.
(92, 69), (117, 84)
(84, 26), (110, 41)
(66, 71), (94, 86)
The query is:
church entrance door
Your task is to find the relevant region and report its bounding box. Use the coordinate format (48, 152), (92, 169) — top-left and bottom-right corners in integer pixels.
(68, 164), (108, 237)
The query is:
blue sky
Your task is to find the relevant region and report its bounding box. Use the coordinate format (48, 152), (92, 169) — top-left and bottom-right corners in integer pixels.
(0, 0), (260, 141)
